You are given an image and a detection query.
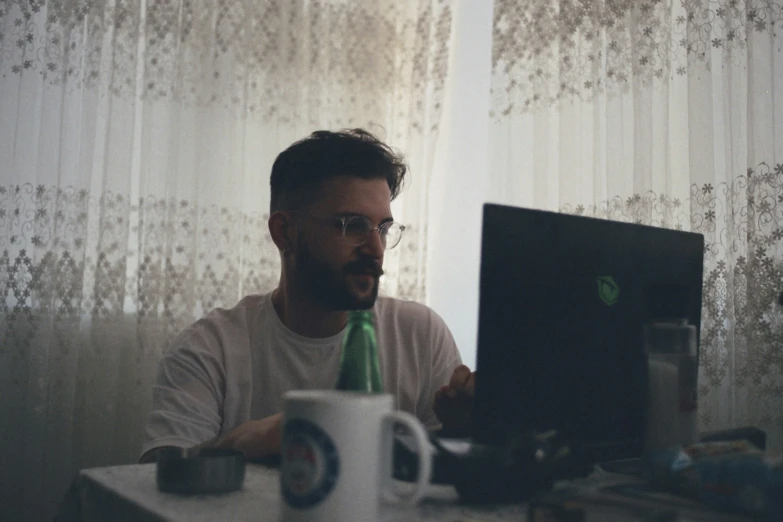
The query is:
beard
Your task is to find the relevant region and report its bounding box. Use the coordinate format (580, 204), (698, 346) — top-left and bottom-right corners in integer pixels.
(294, 239), (383, 311)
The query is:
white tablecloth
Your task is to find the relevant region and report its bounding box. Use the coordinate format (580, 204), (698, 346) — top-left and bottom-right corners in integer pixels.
(56, 463), (530, 521)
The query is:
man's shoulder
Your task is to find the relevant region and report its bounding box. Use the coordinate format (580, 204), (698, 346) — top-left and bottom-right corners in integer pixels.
(170, 293), (270, 350)
(374, 296), (445, 327)
(375, 295), (428, 314)
(208, 293), (268, 319)
(373, 297), (459, 360)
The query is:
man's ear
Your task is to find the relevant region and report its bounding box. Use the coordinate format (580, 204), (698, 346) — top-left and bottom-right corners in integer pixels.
(268, 211), (295, 254)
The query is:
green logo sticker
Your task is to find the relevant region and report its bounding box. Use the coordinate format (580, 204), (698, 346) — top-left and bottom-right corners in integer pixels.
(597, 276), (620, 306)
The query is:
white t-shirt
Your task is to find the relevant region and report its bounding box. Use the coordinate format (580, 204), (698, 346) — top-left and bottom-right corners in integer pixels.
(141, 292), (462, 457)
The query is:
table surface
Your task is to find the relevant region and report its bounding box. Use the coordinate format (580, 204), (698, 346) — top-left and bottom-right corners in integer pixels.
(59, 462), (754, 522)
(64, 463), (532, 521)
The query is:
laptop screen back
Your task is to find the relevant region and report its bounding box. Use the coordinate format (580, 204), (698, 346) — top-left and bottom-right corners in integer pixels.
(472, 204), (704, 463)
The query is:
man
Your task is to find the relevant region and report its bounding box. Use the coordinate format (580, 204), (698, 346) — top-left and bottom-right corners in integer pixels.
(140, 129), (474, 463)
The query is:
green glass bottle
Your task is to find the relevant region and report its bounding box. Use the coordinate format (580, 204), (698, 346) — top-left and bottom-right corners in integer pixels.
(335, 311), (383, 392)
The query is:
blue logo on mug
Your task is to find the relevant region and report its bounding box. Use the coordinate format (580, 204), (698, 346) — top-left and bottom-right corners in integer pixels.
(281, 418), (340, 509)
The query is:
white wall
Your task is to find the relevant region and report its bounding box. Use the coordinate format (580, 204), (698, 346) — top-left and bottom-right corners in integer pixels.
(427, 1), (494, 370)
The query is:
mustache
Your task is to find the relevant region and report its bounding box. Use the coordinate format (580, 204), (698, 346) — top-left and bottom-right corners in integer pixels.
(344, 259), (384, 278)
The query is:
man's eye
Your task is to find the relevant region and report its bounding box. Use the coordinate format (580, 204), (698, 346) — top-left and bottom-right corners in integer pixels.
(344, 219), (370, 235)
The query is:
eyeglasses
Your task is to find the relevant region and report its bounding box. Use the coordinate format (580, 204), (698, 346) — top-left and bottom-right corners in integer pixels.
(290, 212), (406, 250)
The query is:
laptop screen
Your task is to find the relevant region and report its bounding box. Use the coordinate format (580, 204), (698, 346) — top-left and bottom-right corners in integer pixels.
(472, 204), (704, 463)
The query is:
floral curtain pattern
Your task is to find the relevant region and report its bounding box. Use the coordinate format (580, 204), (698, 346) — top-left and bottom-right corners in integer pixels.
(562, 164), (783, 435)
(0, 1), (452, 520)
(492, 0), (783, 114)
(490, 0), (783, 450)
(0, 186), (280, 343)
(1, 0), (451, 132)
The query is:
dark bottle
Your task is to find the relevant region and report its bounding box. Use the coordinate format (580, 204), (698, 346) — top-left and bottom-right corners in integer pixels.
(335, 311), (383, 392)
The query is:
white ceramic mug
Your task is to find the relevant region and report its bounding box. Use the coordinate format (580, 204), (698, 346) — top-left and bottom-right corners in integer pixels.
(280, 390), (432, 522)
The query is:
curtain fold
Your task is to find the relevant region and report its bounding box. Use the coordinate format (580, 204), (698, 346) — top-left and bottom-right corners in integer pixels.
(490, 0), (783, 450)
(0, 1), (453, 520)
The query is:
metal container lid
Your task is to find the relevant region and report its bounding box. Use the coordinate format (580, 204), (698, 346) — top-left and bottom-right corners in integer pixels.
(156, 447), (245, 495)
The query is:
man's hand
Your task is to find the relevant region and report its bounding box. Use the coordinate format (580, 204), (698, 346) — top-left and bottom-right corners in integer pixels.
(211, 413), (283, 460)
(433, 364), (475, 437)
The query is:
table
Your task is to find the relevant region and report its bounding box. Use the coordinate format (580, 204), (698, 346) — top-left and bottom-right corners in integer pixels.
(56, 463), (530, 521)
(57, 462), (756, 521)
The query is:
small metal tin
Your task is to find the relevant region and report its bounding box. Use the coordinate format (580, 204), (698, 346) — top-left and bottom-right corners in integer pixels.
(156, 447), (245, 495)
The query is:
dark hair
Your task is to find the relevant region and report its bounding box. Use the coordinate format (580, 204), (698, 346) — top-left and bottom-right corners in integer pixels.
(269, 128), (407, 212)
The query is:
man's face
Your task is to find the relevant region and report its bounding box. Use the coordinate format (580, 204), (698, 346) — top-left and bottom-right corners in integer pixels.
(291, 176), (392, 310)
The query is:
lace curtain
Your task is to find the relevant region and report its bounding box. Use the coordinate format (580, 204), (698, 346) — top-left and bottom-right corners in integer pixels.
(0, 1), (452, 520)
(3, 0), (783, 520)
(490, 0), (783, 449)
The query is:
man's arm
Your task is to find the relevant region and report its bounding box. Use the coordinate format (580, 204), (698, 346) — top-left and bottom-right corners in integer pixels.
(139, 414), (283, 463)
(197, 413), (283, 460)
(412, 304), (475, 436)
(410, 304), (472, 433)
(141, 336), (225, 460)
(139, 446), (179, 464)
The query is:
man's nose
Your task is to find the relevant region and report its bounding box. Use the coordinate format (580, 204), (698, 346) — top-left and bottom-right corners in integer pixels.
(360, 228), (385, 258)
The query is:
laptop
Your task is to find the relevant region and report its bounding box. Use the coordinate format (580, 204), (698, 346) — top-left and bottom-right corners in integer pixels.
(393, 203), (704, 483)
(472, 203), (704, 463)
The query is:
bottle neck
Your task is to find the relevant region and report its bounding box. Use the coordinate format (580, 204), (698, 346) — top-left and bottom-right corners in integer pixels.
(347, 310), (373, 325)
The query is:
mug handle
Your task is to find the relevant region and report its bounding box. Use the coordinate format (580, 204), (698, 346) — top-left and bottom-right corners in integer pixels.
(380, 410), (432, 505)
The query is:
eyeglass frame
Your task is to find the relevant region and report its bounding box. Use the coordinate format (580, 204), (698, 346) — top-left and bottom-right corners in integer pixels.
(287, 211), (406, 250)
